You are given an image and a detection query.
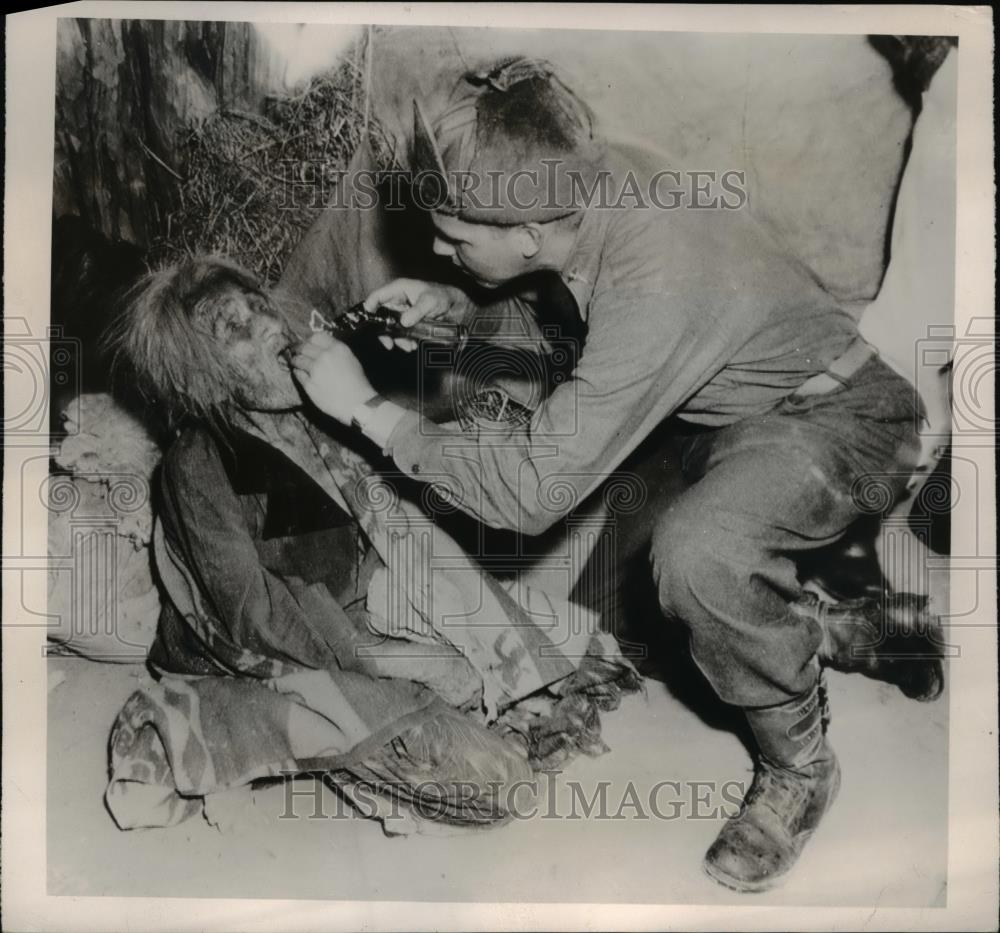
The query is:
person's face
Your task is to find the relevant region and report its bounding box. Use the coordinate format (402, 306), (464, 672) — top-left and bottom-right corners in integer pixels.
(431, 213), (537, 288)
(196, 285), (301, 412)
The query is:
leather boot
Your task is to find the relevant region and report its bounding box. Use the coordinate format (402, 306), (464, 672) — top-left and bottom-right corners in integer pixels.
(703, 678), (841, 893)
(792, 591), (945, 701)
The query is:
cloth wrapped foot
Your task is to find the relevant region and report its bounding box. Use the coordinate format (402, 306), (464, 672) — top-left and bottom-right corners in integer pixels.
(343, 705), (535, 827)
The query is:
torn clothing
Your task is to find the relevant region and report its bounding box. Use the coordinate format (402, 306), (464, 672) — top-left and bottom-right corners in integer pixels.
(149, 426), (377, 677)
(107, 416), (640, 830)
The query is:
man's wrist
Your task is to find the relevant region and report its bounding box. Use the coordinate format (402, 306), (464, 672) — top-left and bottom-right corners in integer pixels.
(454, 288), (476, 325)
(349, 393), (384, 432)
(350, 394), (408, 448)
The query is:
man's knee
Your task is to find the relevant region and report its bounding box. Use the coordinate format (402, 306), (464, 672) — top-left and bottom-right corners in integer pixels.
(649, 503), (757, 618)
(651, 505), (713, 604)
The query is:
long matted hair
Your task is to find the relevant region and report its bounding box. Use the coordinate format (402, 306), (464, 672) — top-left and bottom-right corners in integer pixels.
(107, 256), (279, 433)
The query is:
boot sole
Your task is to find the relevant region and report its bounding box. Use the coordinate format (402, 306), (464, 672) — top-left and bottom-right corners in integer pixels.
(702, 857), (784, 893)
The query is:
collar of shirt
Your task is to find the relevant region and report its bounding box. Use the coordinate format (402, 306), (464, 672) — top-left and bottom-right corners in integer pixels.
(557, 207), (612, 324)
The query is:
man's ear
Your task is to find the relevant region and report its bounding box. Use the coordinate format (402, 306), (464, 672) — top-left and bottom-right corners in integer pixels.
(513, 224), (543, 259)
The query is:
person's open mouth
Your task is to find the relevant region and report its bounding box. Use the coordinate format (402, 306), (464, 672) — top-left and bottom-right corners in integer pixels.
(277, 340), (295, 370)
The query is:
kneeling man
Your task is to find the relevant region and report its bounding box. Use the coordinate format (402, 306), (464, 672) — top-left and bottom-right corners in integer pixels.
(293, 58), (945, 887)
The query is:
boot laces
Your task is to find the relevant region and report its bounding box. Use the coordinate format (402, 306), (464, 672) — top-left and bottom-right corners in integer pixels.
(745, 759), (810, 821)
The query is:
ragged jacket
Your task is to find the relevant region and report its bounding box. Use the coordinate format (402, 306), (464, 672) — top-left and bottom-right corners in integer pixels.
(149, 425), (382, 678)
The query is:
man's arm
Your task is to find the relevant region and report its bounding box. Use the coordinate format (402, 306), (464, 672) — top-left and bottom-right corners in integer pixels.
(380, 283), (735, 535)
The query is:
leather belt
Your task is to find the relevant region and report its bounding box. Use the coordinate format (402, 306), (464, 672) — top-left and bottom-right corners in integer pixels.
(791, 336), (878, 398)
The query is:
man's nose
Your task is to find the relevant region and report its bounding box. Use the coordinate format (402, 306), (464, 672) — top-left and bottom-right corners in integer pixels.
(432, 237), (455, 258)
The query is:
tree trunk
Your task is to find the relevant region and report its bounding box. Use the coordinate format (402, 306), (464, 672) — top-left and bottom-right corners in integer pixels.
(53, 18), (279, 247)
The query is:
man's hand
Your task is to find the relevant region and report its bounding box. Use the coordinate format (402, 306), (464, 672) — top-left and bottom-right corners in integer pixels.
(291, 332), (376, 425)
(365, 279), (472, 352)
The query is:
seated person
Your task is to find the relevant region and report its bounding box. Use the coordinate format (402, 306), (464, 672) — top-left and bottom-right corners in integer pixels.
(104, 255), (638, 833)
